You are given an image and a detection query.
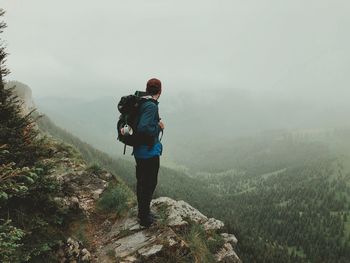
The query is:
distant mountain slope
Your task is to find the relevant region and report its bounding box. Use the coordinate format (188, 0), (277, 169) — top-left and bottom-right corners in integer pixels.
(203, 157), (350, 262)
(36, 96), (120, 156)
(35, 90), (350, 171)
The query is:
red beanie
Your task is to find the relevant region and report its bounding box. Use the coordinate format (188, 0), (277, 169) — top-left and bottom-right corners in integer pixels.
(146, 78), (162, 95)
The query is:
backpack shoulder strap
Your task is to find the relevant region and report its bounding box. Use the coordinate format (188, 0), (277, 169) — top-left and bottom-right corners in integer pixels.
(138, 97), (158, 107)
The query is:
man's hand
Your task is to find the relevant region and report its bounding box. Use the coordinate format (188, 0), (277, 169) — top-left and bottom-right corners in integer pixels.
(159, 120), (165, 130)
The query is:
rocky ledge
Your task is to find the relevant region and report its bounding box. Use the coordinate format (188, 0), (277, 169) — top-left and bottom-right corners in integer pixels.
(50, 147), (240, 263)
(95, 197), (241, 263)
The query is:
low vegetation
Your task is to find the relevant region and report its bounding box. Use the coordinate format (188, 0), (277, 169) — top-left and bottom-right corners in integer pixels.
(183, 223), (220, 263)
(97, 181), (135, 215)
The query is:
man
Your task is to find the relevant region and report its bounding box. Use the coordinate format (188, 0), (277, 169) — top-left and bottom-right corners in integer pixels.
(133, 78), (164, 227)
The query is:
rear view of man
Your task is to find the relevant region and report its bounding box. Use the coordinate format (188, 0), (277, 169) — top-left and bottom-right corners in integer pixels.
(134, 78), (164, 227)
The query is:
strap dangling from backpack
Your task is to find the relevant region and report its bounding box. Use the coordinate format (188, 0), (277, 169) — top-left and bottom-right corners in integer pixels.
(123, 144), (127, 155)
(159, 130), (164, 142)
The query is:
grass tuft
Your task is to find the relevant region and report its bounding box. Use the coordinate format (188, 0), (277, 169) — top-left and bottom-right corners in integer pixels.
(184, 223), (216, 263)
(97, 182), (134, 216)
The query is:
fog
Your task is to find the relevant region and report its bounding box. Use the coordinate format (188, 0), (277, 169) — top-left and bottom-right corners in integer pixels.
(2, 0), (350, 96)
(2, 0), (350, 163)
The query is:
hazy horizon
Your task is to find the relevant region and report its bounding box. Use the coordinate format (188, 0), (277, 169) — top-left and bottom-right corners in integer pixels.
(2, 0), (350, 102)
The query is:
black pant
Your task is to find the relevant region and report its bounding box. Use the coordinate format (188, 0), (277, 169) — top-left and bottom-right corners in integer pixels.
(135, 156), (160, 220)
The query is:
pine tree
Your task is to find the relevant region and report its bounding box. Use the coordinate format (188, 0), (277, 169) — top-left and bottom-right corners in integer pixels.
(0, 10), (63, 262)
(0, 9), (43, 167)
(0, 9), (9, 85)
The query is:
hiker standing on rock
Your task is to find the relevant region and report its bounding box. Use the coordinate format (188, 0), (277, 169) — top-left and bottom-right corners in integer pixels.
(133, 78), (164, 227)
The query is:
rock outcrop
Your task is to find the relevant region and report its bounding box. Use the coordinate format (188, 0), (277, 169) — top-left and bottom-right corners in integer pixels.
(57, 237), (92, 263)
(94, 197), (241, 263)
(47, 147), (241, 263)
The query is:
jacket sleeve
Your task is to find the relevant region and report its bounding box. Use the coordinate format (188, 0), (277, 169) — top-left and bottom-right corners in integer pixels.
(137, 102), (159, 137)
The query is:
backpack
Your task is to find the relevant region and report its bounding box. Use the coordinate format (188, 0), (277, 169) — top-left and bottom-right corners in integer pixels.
(117, 91), (154, 154)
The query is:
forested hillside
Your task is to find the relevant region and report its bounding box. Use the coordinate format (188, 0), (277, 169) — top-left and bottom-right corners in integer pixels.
(189, 132), (350, 262)
(198, 158), (350, 262)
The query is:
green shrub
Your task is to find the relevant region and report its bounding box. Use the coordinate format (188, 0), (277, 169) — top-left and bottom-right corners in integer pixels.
(156, 203), (170, 227)
(54, 140), (79, 156)
(207, 232), (225, 254)
(183, 223), (220, 263)
(0, 158), (65, 262)
(0, 220), (25, 263)
(0, 9), (68, 262)
(97, 183), (133, 215)
(86, 163), (103, 175)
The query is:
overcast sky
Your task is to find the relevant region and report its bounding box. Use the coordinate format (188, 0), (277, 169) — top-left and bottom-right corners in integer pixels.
(1, 0), (350, 100)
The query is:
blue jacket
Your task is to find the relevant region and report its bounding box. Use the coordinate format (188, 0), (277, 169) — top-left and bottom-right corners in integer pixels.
(133, 98), (163, 159)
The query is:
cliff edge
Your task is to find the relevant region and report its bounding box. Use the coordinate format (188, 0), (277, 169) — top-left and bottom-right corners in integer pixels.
(52, 150), (241, 262)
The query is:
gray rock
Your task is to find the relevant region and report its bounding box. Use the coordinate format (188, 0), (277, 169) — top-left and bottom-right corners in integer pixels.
(100, 172), (113, 181)
(81, 248), (91, 262)
(120, 255), (138, 263)
(215, 243), (241, 263)
(67, 237), (80, 257)
(151, 197), (208, 227)
(138, 244), (163, 258)
(204, 218), (225, 231)
(92, 188), (104, 200)
(70, 196), (79, 204)
(100, 219), (112, 232)
(129, 224), (143, 231)
(115, 231), (156, 258)
(221, 233), (238, 246)
(58, 237), (92, 263)
(53, 197), (70, 210)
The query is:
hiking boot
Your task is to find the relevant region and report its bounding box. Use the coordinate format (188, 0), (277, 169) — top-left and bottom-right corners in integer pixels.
(137, 212), (159, 220)
(139, 215), (156, 228)
(149, 212), (160, 220)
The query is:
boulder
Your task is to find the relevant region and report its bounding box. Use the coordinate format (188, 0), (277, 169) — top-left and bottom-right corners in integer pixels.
(151, 197), (208, 227)
(215, 243), (241, 263)
(138, 244), (163, 257)
(221, 233), (238, 246)
(204, 217), (225, 231)
(94, 197), (240, 262)
(57, 237), (92, 263)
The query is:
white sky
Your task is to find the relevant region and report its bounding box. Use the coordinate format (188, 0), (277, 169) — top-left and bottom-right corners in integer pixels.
(1, 0), (350, 100)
